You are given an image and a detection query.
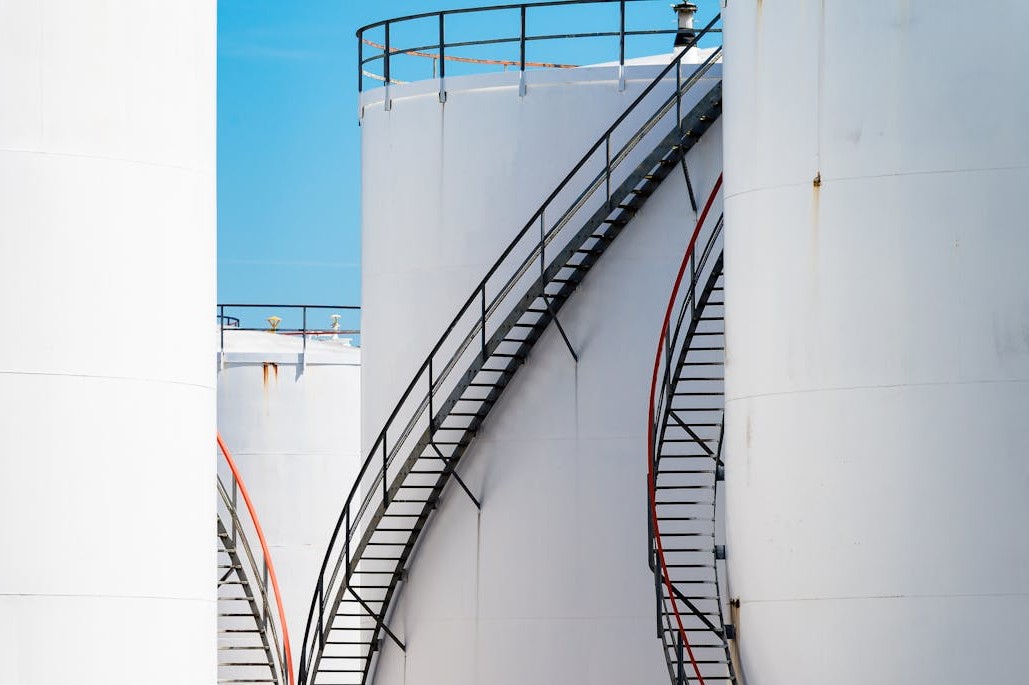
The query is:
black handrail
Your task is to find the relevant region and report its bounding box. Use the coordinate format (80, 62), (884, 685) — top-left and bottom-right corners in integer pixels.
(356, 0), (719, 91)
(301, 9), (722, 684)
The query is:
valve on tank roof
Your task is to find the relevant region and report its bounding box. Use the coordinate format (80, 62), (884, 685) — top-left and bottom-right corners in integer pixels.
(673, 2), (699, 46)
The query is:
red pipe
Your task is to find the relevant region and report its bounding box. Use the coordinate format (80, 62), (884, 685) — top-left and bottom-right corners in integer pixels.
(218, 433), (296, 685)
(647, 172), (723, 685)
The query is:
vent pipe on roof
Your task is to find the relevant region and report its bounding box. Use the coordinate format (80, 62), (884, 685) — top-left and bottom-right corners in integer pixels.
(673, 3), (699, 47)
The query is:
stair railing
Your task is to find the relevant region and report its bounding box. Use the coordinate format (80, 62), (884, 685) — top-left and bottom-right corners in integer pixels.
(218, 434), (295, 685)
(300, 13), (722, 683)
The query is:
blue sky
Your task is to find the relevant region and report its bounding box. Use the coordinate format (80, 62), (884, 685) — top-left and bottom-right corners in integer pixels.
(217, 1), (717, 318)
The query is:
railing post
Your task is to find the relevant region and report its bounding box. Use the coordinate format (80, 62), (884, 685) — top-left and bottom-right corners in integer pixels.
(605, 136), (612, 207)
(438, 13), (447, 103)
(384, 22), (392, 111)
(480, 287), (487, 360)
(519, 5), (527, 96)
(382, 432), (389, 505)
(428, 358), (435, 433)
(618, 0), (626, 91)
(539, 210), (546, 278)
(357, 31), (364, 94)
(302, 305), (308, 368)
(655, 555), (663, 638)
(676, 57), (682, 136)
(317, 578), (325, 647)
(676, 630), (685, 685)
(219, 304), (225, 368)
(345, 506), (351, 572)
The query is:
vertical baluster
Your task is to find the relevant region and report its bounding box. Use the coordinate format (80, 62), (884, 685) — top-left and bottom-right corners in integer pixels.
(438, 13), (447, 103)
(384, 22), (392, 110)
(618, 0), (626, 91)
(382, 431), (389, 505)
(357, 31), (364, 93)
(480, 287), (487, 360)
(605, 136), (612, 207)
(519, 6), (527, 96)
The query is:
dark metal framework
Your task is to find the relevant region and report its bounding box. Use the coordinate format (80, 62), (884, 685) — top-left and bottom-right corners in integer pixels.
(646, 170), (734, 682)
(356, 0), (720, 93)
(301, 9), (723, 683)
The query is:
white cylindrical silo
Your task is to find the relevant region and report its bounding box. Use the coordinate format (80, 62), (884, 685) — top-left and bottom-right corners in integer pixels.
(722, 3), (1029, 683)
(218, 328), (362, 666)
(0, 2), (216, 684)
(360, 58), (723, 684)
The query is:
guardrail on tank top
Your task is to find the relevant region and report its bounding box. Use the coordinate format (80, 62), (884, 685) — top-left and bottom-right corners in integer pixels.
(356, 0), (721, 94)
(217, 304), (362, 355)
(300, 12), (722, 683)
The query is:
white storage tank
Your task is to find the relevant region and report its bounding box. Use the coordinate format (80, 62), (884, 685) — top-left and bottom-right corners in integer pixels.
(722, 2), (1029, 683)
(359, 34), (724, 685)
(217, 311), (362, 667)
(0, 1), (216, 683)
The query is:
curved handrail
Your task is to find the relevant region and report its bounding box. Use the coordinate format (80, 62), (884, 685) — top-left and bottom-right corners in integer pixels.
(356, 0), (719, 91)
(647, 173), (723, 684)
(218, 434), (295, 685)
(300, 12), (723, 684)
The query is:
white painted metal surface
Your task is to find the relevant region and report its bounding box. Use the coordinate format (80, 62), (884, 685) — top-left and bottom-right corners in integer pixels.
(361, 64), (723, 684)
(0, 1), (216, 683)
(722, 3), (1029, 683)
(218, 330), (362, 665)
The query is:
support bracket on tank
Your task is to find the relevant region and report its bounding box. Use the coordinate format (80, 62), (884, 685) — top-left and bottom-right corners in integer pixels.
(543, 294), (578, 364)
(429, 441), (481, 510)
(350, 588), (405, 652)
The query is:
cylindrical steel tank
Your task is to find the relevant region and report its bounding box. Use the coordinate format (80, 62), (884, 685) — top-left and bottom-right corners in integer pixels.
(361, 59), (723, 684)
(218, 328), (362, 664)
(722, 3), (1029, 683)
(0, 2), (216, 683)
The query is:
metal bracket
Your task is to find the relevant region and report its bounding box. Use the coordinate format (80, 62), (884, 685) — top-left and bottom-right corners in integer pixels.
(680, 156), (698, 213)
(543, 294), (578, 363)
(429, 442), (481, 510)
(668, 409), (713, 456)
(618, 64), (625, 92)
(349, 588), (405, 652)
(518, 71), (527, 97)
(438, 77), (447, 104)
(383, 84), (392, 111)
(715, 544), (726, 560)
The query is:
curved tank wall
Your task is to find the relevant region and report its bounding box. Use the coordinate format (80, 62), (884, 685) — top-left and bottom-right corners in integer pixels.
(218, 330), (362, 664)
(0, 2), (216, 683)
(362, 63), (723, 684)
(722, 3), (1029, 683)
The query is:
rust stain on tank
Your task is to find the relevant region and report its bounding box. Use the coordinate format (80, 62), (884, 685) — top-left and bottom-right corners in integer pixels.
(261, 362), (279, 388)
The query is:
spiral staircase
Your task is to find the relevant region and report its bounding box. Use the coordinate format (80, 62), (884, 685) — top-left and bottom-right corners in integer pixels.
(646, 174), (736, 684)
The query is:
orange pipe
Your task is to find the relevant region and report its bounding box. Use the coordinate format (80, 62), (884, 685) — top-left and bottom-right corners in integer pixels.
(218, 433), (296, 685)
(647, 173), (723, 684)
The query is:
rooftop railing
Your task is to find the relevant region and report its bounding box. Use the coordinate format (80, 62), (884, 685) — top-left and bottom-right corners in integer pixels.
(356, 0), (720, 99)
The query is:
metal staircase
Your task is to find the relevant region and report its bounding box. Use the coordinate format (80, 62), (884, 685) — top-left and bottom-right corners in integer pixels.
(646, 175), (734, 684)
(299, 15), (724, 685)
(218, 436), (294, 685)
